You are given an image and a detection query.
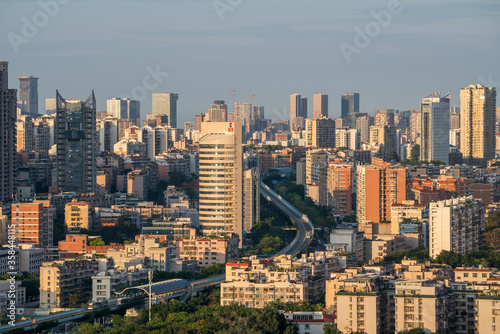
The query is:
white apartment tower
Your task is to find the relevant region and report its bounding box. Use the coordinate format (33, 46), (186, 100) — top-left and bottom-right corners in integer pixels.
(429, 196), (485, 258)
(199, 122), (244, 245)
(420, 92), (450, 165)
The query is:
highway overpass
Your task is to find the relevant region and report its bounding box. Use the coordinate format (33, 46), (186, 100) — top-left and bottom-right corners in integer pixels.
(2, 182), (313, 332)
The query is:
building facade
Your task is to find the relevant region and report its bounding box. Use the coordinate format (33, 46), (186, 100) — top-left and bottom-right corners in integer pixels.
(199, 122), (243, 244)
(420, 92), (450, 165)
(55, 91), (97, 194)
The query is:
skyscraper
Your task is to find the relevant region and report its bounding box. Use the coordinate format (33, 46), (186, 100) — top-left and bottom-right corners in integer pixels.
(460, 84), (496, 166)
(56, 90), (97, 194)
(253, 106), (264, 119)
(207, 100), (227, 122)
(290, 94), (307, 129)
(243, 167), (260, 233)
(341, 93), (359, 119)
(327, 164), (353, 216)
(374, 109), (395, 126)
(0, 61), (16, 203)
(152, 93), (178, 128)
(356, 114), (372, 143)
(357, 158), (407, 232)
(234, 102), (253, 134)
(450, 107), (460, 130)
(199, 121), (243, 245)
(429, 197), (485, 259)
(18, 76), (39, 116)
(195, 113), (205, 131)
(305, 117), (335, 148)
(107, 97), (140, 125)
(420, 92), (450, 165)
(313, 94), (328, 118)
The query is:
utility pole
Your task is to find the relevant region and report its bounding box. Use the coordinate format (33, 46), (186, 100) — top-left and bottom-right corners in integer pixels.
(148, 269), (152, 322)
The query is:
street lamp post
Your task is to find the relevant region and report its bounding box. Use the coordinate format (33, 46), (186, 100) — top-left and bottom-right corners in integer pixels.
(148, 269), (152, 322)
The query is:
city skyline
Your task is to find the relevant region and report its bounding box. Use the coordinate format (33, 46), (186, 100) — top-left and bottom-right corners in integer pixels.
(2, 0), (498, 125)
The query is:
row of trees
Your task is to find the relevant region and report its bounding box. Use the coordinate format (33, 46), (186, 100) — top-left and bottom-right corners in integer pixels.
(242, 217), (286, 256)
(73, 289), (434, 334)
(74, 290), (301, 334)
(384, 248), (500, 268)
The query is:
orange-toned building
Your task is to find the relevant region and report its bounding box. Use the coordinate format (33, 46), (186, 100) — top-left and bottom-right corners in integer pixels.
(327, 164), (353, 216)
(356, 158), (407, 232)
(12, 202), (54, 247)
(12, 203), (44, 247)
(58, 234), (88, 258)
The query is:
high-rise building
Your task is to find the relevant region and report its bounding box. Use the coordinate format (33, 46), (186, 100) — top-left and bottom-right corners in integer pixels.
(253, 106), (264, 119)
(18, 76), (38, 116)
(12, 202), (54, 248)
(184, 121), (194, 134)
(341, 93), (359, 119)
(152, 93), (178, 128)
(420, 92), (450, 165)
(374, 109), (395, 126)
(356, 115), (372, 143)
(0, 62), (17, 203)
(243, 168), (260, 233)
(106, 98), (140, 125)
(55, 90), (97, 194)
(335, 128), (360, 150)
(409, 109), (421, 143)
(429, 196), (485, 258)
(290, 94), (307, 129)
(305, 117), (335, 148)
(450, 108), (460, 130)
(97, 116), (118, 153)
(305, 150), (328, 185)
(199, 122), (243, 245)
(45, 98), (56, 114)
(327, 164), (353, 216)
(234, 103), (253, 133)
(195, 113), (205, 131)
(357, 158), (407, 232)
(207, 100), (228, 122)
(313, 94), (328, 118)
(460, 84), (496, 166)
(370, 125), (397, 161)
(16, 115), (34, 152)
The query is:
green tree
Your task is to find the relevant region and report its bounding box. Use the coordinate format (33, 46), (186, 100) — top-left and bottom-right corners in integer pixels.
(73, 323), (105, 334)
(169, 170), (188, 187)
(410, 144), (420, 163)
(389, 151), (401, 162)
(324, 324), (342, 334)
(89, 239), (105, 246)
(69, 294), (80, 308)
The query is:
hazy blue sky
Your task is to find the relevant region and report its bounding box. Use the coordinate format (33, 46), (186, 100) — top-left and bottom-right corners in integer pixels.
(1, 0), (499, 125)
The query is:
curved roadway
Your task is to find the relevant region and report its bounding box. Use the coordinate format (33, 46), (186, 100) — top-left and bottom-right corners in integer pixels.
(260, 182), (314, 257)
(1, 182), (313, 333)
